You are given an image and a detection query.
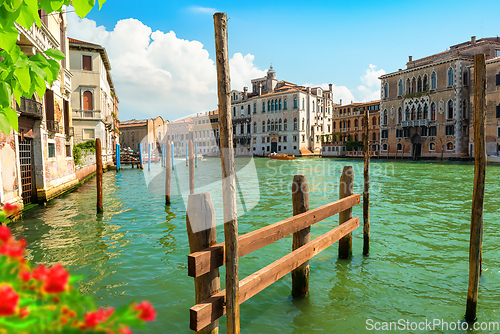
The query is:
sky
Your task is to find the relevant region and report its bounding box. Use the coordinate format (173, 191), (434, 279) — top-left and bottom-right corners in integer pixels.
(67, 0), (500, 122)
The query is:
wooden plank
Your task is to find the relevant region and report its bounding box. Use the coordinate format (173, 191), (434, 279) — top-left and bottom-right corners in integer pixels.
(188, 194), (360, 278)
(186, 193), (220, 334)
(465, 53), (486, 323)
(339, 166), (354, 258)
(190, 217), (359, 331)
(291, 175), (310, 298)
(363, 109), (370, 256)
(214, 12), (239, 334)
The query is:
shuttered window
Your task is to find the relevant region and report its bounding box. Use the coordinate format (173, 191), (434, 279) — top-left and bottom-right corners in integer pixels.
(83, 91), (93, 110)
(44, 89), (54, 121)
(82, 55), (92, 71)
(496, 104), (500, 118)
(496, 73), (500, 86)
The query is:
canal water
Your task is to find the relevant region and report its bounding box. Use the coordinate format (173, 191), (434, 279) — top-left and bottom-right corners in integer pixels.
(9, 157), (500, 333)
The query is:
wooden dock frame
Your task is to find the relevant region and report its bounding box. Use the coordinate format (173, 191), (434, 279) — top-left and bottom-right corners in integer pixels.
(186, 173), (361, 332)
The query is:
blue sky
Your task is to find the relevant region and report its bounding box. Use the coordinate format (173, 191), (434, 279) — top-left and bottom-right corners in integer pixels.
(68, 0), (500, 121)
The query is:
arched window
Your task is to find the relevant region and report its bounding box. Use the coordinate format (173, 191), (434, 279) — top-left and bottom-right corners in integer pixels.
(271, 100), (275, 111)
(284, 99), (287, 110)
(463, 71), (468, 85)
(262, 102), (266, 112)
(383, 110), (388, 125)
(333, 121), (336, 130)
(240, 123), (244, 134)
(301, 118), (305, 130)
(302, 98), (304, 109)
(423, 104), (428, 119)
(417, 105), (422, 120)
(267, 120), (270, 132)
(398, 80), (403, 96)
(462, 100), (467, 119)
(431, 103), (436, 120)
(354, 134), (358, 141)
(431, 72), (437, 89)
(248, 105), (251, 114)
(384, 83), (388, 98)
(446, 142), (454, 150)
(293, 118), (297, 130)
(411, 77), (416, 93)
(268, 101), (271, 111)
(83, 90), (93, 110)
(354, 119), (358, 128)
(382, 143), (388, 151)
(233, 107), (236, 117)
(448, 68), (454, 86)
(262, 121), (265, 132)
(279, 99), (282, 110)
(406, 78), (411, 94)
(405, 107), (410, 121)
(312, 101), (315, 111)
(347, 120), (351, 128)
(372, 116), (377, 126)
(361, 119), (364, 127)
(417, 76), (422, 92)
(447, 100), (453, 119)
(253, 103), (256, 113)
(294, 97), (298, 109)
(275, 99), (278, 110)
(411, 107), (415, 120)
(397, 143), (402, 151)
(284, 119), (287, 131)
(271, 120), (275, 131)
(429, 142), (436, 151)
(253, 122), (257, 133)
(131, 132), (135, 142)
(398, 107), (402, 124)
(372, 132), (376, 141)
(423, 75), (428, 91)
(278, 118), (282, 131)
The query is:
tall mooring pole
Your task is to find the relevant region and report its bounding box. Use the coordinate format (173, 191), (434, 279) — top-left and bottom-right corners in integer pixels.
(363, 108), (370, 256)
(214, 12), (240, 334)
(465, 53), (486, 323)
(96, 138), (103, 214)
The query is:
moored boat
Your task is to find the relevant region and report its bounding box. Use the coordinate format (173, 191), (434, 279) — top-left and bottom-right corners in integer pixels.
(487, 155), (500, 163)
(269, 153), (296, 160)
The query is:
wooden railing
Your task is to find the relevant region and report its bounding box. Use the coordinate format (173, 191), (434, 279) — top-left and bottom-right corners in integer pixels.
(186, 167), (361, 332)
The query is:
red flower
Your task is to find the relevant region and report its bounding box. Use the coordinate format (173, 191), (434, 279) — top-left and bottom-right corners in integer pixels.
(0, 226), (10, 243)
(43, 264), (69, 293)
(134, 301), (156, 321)
(33, 264), (48, 281)
(84, 308), (114, 327)
(18, 238), (26, 249)
(19, 307), (29, 319)
(19, 270), (31, 282)
(0, 241), (23, 258)
(118, 326), (133, 334)
(3, 203), (18, 216)
(0, 284), (19, 316)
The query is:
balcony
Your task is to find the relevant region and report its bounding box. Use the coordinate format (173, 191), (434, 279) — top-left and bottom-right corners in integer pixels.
(16, 97), (43, 119)
(47, 120), (59, 133)
(65, 126), (74, 137)
(72, 110), (103, 120)
(63, 68), (72, 95)
(401, 119), (429, 127)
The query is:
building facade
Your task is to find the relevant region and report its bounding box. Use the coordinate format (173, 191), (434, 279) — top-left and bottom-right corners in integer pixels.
(69, 38), (118, 165)
(1, 7), (79, 207)
(323, 100), (380, 157)
(379, 36), (500, 159)
(230, 66), (334, 156)
(120, 116), (169, 154)
(192, 111), (219, 156)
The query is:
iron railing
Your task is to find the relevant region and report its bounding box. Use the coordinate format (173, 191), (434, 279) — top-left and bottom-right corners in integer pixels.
(47, 120), (59, 133)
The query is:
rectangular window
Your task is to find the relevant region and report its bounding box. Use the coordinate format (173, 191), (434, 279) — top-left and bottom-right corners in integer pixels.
(421, 127), (428, 137)
(498, 127), (500, 138)
(381, 130), (388, 139)
(429, 126), (437, 136)
(48, 143), (55, 158)
(83, 129), (95, 139)
(283, 136), (287, 142)
(82, 55), (92, 71)
(496, 50), (500, 57)
(446, 125), (455, 136)
(66, 144), (71, 157)
(395, 129), (402, 138)
(497, 105), (500, 118)
(496, 73), (500, 86)
(44, 89), (54, 121)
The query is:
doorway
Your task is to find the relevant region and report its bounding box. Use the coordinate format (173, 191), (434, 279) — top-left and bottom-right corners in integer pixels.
(19, 137), (35, 204)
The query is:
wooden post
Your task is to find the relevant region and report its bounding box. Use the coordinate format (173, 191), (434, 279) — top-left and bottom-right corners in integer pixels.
(465, 53), (486, 323)
(339, 166), (353, 258)
(186, 141), (189, 166)
(214, 12), (240, 334)
(165, 141), (171, 205)
(291, 175), (310, 298)
(189, 140), (195, 194)
(171, 142), (175, 170)
(116, 143), (121, 171)
(139, 143), (143, 169)
(96, 138), (103, 214)
(148, 143), (151, 171)
(387, 144), (390, 159)
(195, 141), (198, 168)
(402, 144), (404, 160)
(186, 193), (221, 334)
(441, 145), (444, 160)
(363, 110), (370, 256)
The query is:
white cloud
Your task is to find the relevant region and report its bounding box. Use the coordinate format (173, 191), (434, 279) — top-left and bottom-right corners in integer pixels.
(188, 6), (216, 14)
(356, 64), (385, 102)
(66, 11), (264, 122)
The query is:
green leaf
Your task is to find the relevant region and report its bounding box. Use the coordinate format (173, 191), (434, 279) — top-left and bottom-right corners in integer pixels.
(0, 81), (12, 108)
(0, 113), (11, 134)
(0, 21), (18, 52)
(22, 0), (40, 26)
(98, 0), (106, 10)
(14, 65), (30, 92)
(2, 0), (22, 12)
(15, 0), (36, 29)
(33, 73), (46, 101)
(43, 48), (66, 61)
(10, 78), (22, 106)
(39, 0), (64, 13)
(9, 44), (20, 63)
(72, 0), (95, 18)
(2, 107), (18, 132)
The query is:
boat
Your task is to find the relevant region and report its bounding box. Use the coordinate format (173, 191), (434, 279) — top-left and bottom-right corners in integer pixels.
(268, 153), (296, 160)
(487, 155), (500, 163)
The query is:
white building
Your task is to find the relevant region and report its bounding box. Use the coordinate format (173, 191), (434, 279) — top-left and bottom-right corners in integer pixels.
(231, 66), (334, 155)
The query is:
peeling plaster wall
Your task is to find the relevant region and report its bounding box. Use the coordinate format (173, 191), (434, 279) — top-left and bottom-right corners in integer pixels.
(0, 131), (20, 202)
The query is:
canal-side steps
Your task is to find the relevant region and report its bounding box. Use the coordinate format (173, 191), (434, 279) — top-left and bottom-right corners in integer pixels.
(185, 168), (361, 332)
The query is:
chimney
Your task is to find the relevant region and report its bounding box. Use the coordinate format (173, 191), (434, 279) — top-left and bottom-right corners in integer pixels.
(471, 36), (476, 44)
(307, 87), (311, 94)
(243, 87), (248, 100)
(258, 83), (262, 96)
(340, 99), (342, 106)
(409, 56), (413, 62)
(329, 83), (332, 92)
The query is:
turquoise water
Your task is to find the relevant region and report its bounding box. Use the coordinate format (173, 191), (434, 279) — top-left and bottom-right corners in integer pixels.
(9, 157), (500, 333)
